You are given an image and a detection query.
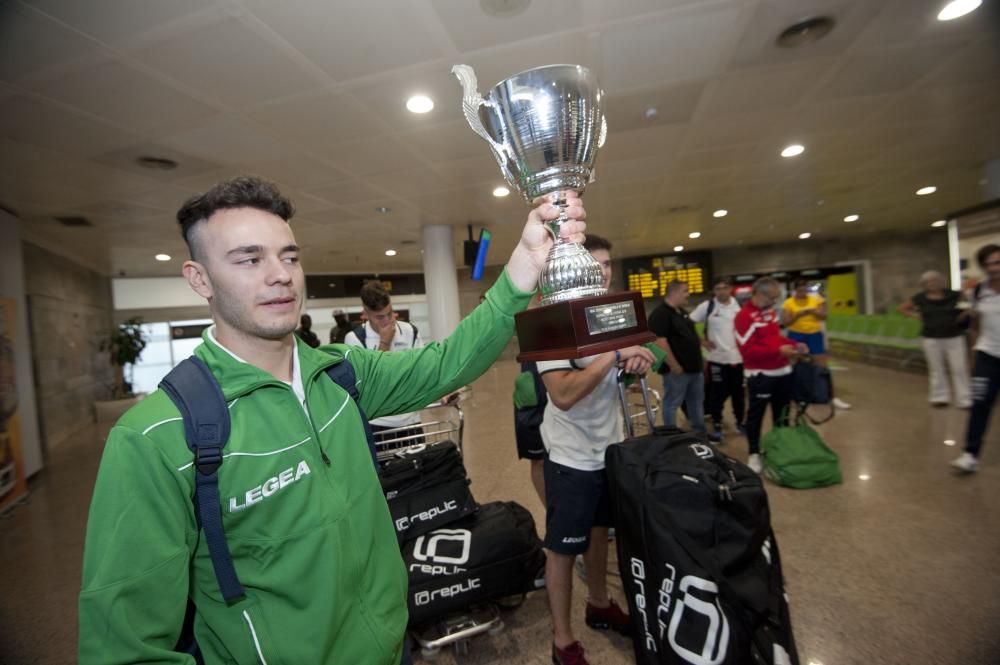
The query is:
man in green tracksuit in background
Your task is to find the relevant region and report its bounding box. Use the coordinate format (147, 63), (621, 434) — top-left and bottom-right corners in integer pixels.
(78, 175), (588, 664)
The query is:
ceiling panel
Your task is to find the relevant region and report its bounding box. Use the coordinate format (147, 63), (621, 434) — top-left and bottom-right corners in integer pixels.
(428, 0), (581, 52)
(243, 0), (447, 82)
(127, 13), (325, 108)
(601, 4), (747, 93)
(21, 0), (213, 45)
(31, 59), (220, 133)
(0, 2), (107, 83)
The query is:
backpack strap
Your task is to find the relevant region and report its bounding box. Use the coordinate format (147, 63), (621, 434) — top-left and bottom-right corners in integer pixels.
(325, 359), (378, 466)
(159, 357), (245, 604)
(703, 298), (716, 339)
(351, 324), (367, 347)
(410, 322), (419, 346)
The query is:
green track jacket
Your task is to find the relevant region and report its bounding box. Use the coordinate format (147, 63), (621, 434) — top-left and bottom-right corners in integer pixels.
(79, 270), (532, 665)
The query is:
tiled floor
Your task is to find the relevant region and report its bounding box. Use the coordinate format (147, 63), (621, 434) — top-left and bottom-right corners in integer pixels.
(1, 358), (998, 664)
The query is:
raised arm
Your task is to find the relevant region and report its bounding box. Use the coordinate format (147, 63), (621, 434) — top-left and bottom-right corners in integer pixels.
(345, 193), (587, 419)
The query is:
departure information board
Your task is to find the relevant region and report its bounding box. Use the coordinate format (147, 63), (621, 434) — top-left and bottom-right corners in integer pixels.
(622, 251), (712, 297)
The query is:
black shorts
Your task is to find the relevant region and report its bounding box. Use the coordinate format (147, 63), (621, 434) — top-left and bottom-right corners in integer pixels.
(515, 423), (547, 460)
(543, 459), (611, 555)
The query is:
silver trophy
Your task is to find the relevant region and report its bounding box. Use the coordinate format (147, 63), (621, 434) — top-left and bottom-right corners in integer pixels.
(453, 63), (608, 305)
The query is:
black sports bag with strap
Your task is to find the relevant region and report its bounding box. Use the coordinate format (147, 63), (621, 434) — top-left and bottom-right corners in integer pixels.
(378, 440), (478, 544)
(402, 501), (546, 624)
(606, 428), (799, 665)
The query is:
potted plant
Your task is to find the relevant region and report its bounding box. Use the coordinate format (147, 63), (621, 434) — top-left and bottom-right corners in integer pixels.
(94, 317), (149, 422)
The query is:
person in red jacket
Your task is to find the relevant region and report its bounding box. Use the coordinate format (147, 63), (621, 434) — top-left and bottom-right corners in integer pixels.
(734, 277), (808, 473)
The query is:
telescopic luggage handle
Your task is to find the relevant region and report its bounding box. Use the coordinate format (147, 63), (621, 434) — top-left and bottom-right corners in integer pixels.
(617, 370), (656, 439)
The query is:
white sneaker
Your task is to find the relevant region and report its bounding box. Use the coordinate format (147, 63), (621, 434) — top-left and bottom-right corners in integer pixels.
(951, 452), (979, 473)
(833, 397), (851, 410)
(747, 454), (763, 474)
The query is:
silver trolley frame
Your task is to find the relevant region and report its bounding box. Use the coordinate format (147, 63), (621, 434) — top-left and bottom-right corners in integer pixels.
(372, 395), (505, 661)
(617, 370), (662, 437)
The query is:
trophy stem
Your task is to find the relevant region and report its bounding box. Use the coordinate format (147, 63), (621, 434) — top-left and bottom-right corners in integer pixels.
(544, 193), (570, 243)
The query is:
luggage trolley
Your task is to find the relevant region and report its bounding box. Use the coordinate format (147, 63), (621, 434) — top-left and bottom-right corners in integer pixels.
(371, 393), (506, 661)
(618, 372), (662, 437)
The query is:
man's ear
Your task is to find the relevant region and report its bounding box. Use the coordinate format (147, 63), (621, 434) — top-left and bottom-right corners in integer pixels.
(183, 260), (213, 300)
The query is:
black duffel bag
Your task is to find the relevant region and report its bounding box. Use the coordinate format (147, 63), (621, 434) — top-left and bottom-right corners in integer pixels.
(378, 440), (478, 544)
(403, 501), (546, 625)
(606, 428), (799, 665)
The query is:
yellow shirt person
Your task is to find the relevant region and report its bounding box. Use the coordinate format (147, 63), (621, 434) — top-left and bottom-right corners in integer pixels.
(783, 293), (825, 334)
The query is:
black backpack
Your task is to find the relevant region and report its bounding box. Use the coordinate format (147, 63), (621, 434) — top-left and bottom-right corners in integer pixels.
(158, 355), (377, 661)
(606, 428), (799, 665)
(791, 359), (834, 424)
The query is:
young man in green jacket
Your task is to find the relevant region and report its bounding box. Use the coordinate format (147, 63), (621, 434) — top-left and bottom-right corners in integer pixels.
(78, 175), (588, 665)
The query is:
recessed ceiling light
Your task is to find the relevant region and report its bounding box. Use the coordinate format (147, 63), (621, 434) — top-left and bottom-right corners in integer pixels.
(713, 209), (728, 218)
(492, 186), (510, 197)
(916, 186), (937, 196)
(406, 95), (434, 114)
(645, 106), (658, 119)
(155, 253), (171, 261)
(938, 0), (982, 21)
(944, 439), (957, 446)
(858, 474), (870, 481)
(136, 155), (178, 170)
(844, 214), (860, 222)
(931, 219), (947, 227)
(385, 249), (397, 257)
(688, 231), (701, 239)
(798, 232), (812, 239)
(673, 245), (684, 252)
(781, 144), (805, 158)
(375, 206), (392, 214)
(776, 16), (836, 47)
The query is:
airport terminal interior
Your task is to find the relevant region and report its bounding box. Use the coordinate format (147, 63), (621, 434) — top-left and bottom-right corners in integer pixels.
(1, 0), (1000, 664)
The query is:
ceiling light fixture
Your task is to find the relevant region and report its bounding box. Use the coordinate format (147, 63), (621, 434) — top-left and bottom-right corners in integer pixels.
(645, 106), (658, 119)
(713, 209), (728, 218)
(916, 186), (937, 196)
(385, 249), (397, 256)
(843, 214), (860, 222)
(799, 232), (812, 239)
(781, 144), (805, 158)
(858, 474), (871, 481)
(688, 231), (701, 239)
(493, 186), (510, 197)
(931, 219), (947, 227)
(375, 206), (392, 214)
(673, 245), (684, 252)
(937, 0), (982, 21)
(406, 95), (434, 114)
(155, 254), (171, 261)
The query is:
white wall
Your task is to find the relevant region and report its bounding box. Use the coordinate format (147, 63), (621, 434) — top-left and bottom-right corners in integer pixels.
(113, 277), (206, 310)
(0, 211), (43, 477)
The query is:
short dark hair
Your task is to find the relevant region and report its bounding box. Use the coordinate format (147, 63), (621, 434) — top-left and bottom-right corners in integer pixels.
(583, 234), (612, 253)
(176, 175), (295, 260)
(665, 279), (688, 296)
(793, 278), (809, 288)
(713, 277), (732, 287)
(360, 280), (390, 311)
(977, 244), (1000, 267)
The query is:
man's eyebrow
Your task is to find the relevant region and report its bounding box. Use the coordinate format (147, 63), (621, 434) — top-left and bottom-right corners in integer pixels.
(281, 244), (300, 253)
(226, 245), (263, 257)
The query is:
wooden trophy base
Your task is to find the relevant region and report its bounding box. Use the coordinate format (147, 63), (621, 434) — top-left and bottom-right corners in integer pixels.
(515, 291), (656, 362)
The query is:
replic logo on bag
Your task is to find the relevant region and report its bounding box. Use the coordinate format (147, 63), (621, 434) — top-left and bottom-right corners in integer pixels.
(394, 499), (459, 532)
(628, 557), (731, 665)
(413, 578), (482, 606)
(411, 528), (472, 575)
(689, 443), (715, 460)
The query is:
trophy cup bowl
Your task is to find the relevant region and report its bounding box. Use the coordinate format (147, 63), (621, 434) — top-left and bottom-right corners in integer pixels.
(453, 63), (655, 361)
